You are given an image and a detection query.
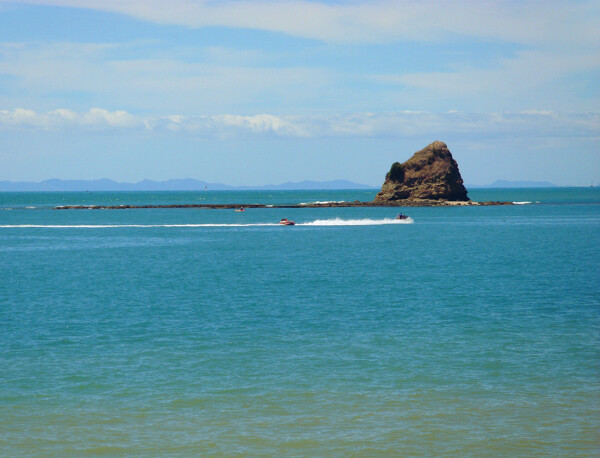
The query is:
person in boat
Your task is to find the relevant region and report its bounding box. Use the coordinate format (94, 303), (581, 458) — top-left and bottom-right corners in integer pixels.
(281, 218), (287, 222)
(396, 213), (406, 220)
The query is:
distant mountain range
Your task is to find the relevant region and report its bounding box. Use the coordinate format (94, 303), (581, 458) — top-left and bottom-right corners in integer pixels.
(467, 180), (558, 188)
(0, 178), (561, 192)
(0, 178), (377, 192)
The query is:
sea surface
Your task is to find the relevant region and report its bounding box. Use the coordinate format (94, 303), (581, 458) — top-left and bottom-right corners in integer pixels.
(1, 188), (599, 456)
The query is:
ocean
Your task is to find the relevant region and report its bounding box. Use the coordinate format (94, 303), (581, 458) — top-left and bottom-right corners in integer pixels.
(1, 188), (599, 456)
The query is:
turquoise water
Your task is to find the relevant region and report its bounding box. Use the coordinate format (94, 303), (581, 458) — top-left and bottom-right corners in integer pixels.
(1, 188), (599, 456)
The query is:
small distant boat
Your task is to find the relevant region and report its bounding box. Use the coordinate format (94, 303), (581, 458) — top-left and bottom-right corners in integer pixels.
(279, 218), (296, 226)
(235, 207), (245, 212)
(395, 213), (408, 220)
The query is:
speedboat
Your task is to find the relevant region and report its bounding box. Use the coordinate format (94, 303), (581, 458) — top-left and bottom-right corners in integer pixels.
(395, 214), (408, 220)
(279, 218), (296, 225)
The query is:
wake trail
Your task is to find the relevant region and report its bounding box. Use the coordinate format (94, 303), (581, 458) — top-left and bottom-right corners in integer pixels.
(0, 223), (279, 228)
(299, 218), (413, 226)
(0, 218), (413, 229)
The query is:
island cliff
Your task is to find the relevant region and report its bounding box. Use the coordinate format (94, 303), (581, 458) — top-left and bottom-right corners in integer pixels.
(374, 141), (469, 203)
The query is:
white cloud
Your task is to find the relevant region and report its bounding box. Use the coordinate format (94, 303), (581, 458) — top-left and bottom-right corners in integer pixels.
(369, 46), (600, 112)
(381, 49), (600, 95)
(0, 41), (335, 114)
(4, 0), (599, 46)
(0, 108), (144, 130)
(82, 108), (140, 128)
(1, 108), (598, 140)
(1, 2), (597, 116)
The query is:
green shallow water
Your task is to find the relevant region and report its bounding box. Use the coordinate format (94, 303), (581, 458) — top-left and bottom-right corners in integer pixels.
(1, 189), (599, 456)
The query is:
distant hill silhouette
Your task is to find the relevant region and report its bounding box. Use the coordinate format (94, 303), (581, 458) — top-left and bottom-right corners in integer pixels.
(467, 180), (558, 188)
(0, 178), (377, 192)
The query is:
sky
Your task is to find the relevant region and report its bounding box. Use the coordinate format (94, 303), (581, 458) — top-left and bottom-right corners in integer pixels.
(0, 0), (598, 186)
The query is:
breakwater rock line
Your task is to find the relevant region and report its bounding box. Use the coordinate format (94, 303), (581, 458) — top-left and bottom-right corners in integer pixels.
(54, 200), (511, 210)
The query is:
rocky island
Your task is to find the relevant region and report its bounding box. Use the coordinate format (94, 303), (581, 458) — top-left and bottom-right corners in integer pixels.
(55, 142), (511, 209)
(371, 140), (494, 207)
(375, 141), (468, 202)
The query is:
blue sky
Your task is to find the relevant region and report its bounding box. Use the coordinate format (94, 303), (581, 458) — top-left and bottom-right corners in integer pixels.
(0, 0), (598, 186)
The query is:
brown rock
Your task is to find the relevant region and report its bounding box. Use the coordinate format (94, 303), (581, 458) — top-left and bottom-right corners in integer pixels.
(374, 141), (469, 202)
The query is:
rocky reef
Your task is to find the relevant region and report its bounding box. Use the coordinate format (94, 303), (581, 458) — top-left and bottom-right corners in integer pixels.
(374, 141), (469, 203)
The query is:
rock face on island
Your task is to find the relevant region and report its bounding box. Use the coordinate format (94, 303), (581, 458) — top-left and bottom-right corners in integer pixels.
(374, 141), (469, 203)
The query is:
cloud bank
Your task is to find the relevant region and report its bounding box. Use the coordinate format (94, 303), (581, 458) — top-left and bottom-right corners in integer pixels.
(1, 108), (598, 140)
(1, 3), (597, 114)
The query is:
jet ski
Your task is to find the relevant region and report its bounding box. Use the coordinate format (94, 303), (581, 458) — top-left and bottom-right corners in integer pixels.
(279, 218), (296, 225)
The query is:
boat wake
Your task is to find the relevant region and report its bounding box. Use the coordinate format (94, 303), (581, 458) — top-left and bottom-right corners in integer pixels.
(299, 217), (413, 226)
(0, 224), (279, 228)
(298, 200), (347, 206)
(0, 218), (413, 229)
